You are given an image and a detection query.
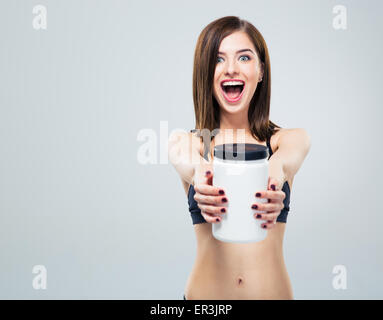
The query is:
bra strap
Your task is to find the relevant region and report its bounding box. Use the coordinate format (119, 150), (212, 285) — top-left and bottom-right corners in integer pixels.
(266, 136), (273, 158)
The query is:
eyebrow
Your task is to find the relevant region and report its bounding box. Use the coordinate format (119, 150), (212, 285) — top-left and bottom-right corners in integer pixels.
(217, 48), (255, 55)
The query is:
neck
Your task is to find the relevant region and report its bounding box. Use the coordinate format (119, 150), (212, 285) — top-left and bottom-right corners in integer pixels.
(219, 108), (252, 138)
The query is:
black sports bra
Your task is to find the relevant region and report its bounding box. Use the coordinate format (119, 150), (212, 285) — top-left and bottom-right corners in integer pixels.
(187, 131), (291, 224)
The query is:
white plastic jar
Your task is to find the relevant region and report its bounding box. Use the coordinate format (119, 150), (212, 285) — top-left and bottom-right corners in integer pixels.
(212, 143), (269, 243)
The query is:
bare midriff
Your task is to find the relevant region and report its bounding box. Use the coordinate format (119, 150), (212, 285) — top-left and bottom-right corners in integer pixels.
(184, 222), (293, 300)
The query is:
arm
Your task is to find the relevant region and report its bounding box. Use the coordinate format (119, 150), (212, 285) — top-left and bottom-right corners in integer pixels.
(268, 128), (311, 190)
(168, 131), (225, 224)
(168, 131), (208, 186)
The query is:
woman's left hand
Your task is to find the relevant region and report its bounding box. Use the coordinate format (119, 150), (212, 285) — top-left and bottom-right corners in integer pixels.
(251, 177), (286, 230)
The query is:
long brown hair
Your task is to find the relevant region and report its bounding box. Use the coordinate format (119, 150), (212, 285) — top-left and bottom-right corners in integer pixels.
(192, 16), (281, 154)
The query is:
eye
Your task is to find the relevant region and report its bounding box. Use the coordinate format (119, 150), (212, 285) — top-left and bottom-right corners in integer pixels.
(216, 55), (251, 63)
(239, 55), (251, 61)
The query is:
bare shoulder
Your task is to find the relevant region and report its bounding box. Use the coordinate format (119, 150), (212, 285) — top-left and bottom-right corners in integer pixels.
(274, 128), (311, 150)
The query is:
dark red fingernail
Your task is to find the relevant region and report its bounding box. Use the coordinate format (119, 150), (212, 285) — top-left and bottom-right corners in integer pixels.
(271, 184), (276, 191)
(256, 214), (262, 218)
(205, 170), (211, 176)
(256, 193), (261, 197)
(221, 208), (226, 213)
(216, 218), (220, 222)
(222, 197), (227, 203)
(251, 204), (258, 209)
(263, 225), (267, 229)
(219, 189), (225, 195)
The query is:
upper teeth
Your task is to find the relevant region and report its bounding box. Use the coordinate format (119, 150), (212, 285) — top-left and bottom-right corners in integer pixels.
(222, 81), (244, 86)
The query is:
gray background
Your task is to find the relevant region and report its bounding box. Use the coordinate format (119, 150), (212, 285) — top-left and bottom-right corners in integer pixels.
(0, 0), (382, 299)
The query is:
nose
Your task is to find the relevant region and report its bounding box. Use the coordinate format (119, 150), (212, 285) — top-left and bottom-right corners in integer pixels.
(224, 58), (240, 76)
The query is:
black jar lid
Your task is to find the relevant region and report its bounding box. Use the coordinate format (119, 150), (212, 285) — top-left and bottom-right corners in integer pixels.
(214, 143), (269, 161)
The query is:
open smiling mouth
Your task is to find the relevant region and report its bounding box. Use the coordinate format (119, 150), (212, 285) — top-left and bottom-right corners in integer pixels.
(220, 80), (245, 103)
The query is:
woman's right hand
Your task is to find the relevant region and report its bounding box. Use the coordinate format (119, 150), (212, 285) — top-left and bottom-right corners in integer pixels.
(193, 170), (228, 223)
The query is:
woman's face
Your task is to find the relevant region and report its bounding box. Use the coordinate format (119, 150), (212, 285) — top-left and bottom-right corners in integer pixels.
(213, 31), (263, 114)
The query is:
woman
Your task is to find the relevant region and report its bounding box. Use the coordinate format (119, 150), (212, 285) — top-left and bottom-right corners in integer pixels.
(168, 16), (311, 300)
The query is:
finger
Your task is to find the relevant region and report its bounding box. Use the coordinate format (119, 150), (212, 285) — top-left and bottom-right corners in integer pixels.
(268, 177), (282, 191)
(251, 201), (284, 212)
(194, 192), (228, 206)
(194, 184), (226, 196)
(255, 190), (286, 201)
(260, 219), (277, 229)
(194, 159), (213, 185)
(198, 203), (227, 216)
(201, 211), (223, 224)
(205, 170), (213, 186)
(253, 211), (280, 222)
